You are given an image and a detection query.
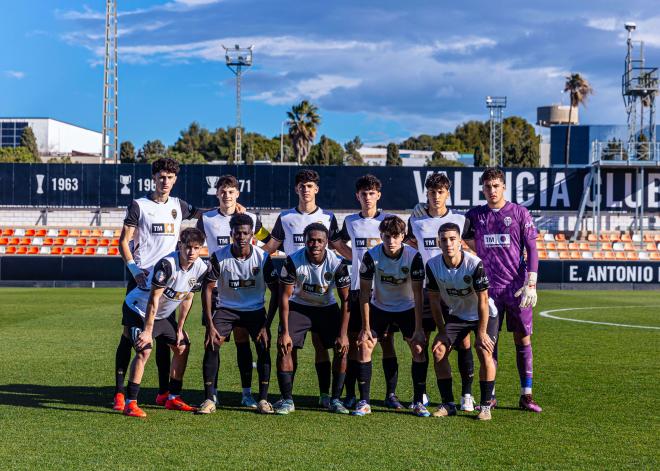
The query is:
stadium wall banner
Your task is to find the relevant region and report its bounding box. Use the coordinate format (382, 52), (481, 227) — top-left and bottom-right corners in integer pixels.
(538, 260), (660, 284)
(0, 163), (659, 211)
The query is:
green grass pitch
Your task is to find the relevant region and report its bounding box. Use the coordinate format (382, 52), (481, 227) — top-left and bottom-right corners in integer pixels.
(0, 288), (658, 470)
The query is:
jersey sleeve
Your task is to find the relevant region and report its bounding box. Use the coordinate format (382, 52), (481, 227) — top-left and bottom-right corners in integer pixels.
(263, 255), (278, 285)
(179, 199), (196, 220)
(404, 218), (416, 243)
(425, 263), (440, 292)
(151, 259), (173, 288)
(254, 215), (272, 243)
(334, 263), (351, 288)
(205, 252), (221, 283)
(359, 251), (376, 280)
(520, 208), (539, 273)
(270, 215), (285, 242)
(472, 261), (490, 292)
(410, 252), (425, 281)
(123, 200), (140, 227)
(462, 213), (475, 240)
(328, 214), (340, 242)
(279, 256), (297, 285)
(195, 216), (206, 236)
(338, 219), (350, 242)
(191, 261), (209, 292)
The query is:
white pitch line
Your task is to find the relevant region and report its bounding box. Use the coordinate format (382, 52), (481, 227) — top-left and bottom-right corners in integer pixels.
(539, 306), (660, 330)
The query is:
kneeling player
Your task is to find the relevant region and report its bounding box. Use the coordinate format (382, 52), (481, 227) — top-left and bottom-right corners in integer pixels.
(274, 223), (351, 415)
(122, 228), (209, 418)
(354, 216), (428, 417)
(199, 214), (279, 414)
(426, 223), (497, 420)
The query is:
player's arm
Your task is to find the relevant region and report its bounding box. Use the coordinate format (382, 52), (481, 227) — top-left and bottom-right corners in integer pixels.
(202, 254), (222, 349)
(262, 214), (284, 254)
(175, 292), (195, 350)
(404, 218), (418, 249)
(277, 256), (296, 355)
(120, 201), (148, 287)
(328, 214), (349, 256)
(257, 256), (279, 348)
(334, 264), (351, 355)
(425, 263), (446, 332)
(410, 253), (426, 348)
(462, 218), (476, 252)
(333, 219), (353, 260)
(136, 285), (165, 351)
(358, 252), (375, 346)
(515, 209), (539, 308)
(472, 261), (494, 353)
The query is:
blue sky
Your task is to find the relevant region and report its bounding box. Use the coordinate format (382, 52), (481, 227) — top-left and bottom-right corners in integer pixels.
(2, 0), (659, 148)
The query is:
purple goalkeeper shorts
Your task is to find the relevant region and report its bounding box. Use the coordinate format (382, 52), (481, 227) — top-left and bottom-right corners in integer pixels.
(489, 286), (533, 336)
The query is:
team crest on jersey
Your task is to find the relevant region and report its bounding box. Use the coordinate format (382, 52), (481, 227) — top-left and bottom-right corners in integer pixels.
(503, 216), (512, 227)
(172, 209), (178, 219)
(324, 272), (333, 282)
(401, 267), (409, 274)
(463, 275), (472, 284)
(155, 270), (166, 283)
(252, 266), (261, 276)
(293, 234), (305, 244)
(188, 277), (197, 288)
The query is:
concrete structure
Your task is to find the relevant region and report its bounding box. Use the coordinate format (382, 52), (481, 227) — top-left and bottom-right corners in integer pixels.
(0, 118), (102, 157)
(537, 105), (578, 127)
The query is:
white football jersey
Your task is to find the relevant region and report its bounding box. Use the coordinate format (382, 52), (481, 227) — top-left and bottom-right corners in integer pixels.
(124, 195), (195, 271)
(271, 207), (339, 255)
(359, 245), (425, 312)
(280, 248), (350, 307)
(207, 245), (277, 311)
(339, 211), (392, 290)
(197, 209), (259, 255)
(425, 251), (497, 321)
(407, 209), (466, 265)
(124, 251), (208, 320)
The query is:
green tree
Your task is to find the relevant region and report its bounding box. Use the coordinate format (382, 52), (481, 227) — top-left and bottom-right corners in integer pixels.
(20, 126), (39, 159)
(563, 73), (594, 166)
(166, 150), (207, 164)
(427, 151), (465, 167)
(141, 140), (166, 162)
(344, 136), (364, 166)
(120, 141), (136, 163)
(308, 135), (344, 165)
(0, 146), (39, 163)
(287, 100), (321, 163)
(502, 116), (540, 167)
(47, 155), (73, 164)
(386, 142), (401, 166)
(473, 143), (488, 167)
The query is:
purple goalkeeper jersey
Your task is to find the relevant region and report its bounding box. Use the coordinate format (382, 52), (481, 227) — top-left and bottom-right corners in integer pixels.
(464, 201), (538, 289)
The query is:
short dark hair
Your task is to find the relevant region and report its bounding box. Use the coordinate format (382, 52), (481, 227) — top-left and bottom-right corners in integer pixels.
(179, 227), (205, 246)
(355, 174), (382, 192)
(295, 169), (320, 186)
(480, 167), (505, 185)
(229, 213), (254, 231)
(216, 174), (240, 190)
(303, 222), (328, 241)
(379, 215), (406, 237)
(438, 222), (461, 237)
(151, 158), (180, 176)
(425, 173), (451, 191)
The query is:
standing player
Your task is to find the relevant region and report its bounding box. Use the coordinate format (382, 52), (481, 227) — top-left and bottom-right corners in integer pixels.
(337, 175), (402, 409)
(198, 214), (278, 415)
(273, 223), (351, 415)
(407, 173), (476, 411)
(463, 167), (541, 412)
(114, 158), (198, 411)
(197, 175), (271, 408)
(426, 223), (498, 420)
(353, 216), (428, 417)
(122, 228), (209, 418)
(262, 169), (343, 409)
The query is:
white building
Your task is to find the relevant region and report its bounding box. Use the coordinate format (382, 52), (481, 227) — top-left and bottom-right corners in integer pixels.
(357, 146), (471, 166)
(0, 118), (102, 158)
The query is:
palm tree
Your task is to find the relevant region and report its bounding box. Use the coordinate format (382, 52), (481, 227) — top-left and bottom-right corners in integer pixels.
(563, 73), (594, 166)
(287, 100), (321, 163)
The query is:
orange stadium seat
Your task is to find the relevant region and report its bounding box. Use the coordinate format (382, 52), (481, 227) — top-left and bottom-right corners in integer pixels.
(92, 229), (103, 237)
(84, 247), (96, 255)
(81, 229), (92, 237)
(545, 242), (557, 251)
(73, 247), (84, 255)
(51, 247), (62, 255)
(620, 234), (632, 242)
(69, 229), (81, 237)
(200, 247), (209, 257)
(587, 234), (597, 242)
(99, 239), (110, 247)
(35, 229), (47, 237)
(536, 241), (545, 250)
(593, 252), (604, 259)
(28, 247), (38, 255)
(2, 228), (14, 236)
(579, 242), (590, 251)
(87, 238), (99, 246)
(569, 251), (581, 259)
(536, 233), (543, 241)
(615, 252), (626, 260)
(113, 229), (121, 237)
(538, 251), (547, 259)
(16, 247), (28, 255)
(624, 242), (635, 251)
(58, 229), (69, 237)
(568, 242), (579, 251)
(559, 251), (571, 259)
(626, 252), (639, 260)
(650, 253), (660, 261)
(62, 247), (73, 255)
(601, 242), (613, 251)
(18, 238), (31, 246)
(602, 252), (615, 259)
(54, 238), (65, 246)
(648, 243), (659, 252)
(557, 242), (568, 251)
(111, 239), (120, 246)
(108, 247), (119, 256)
(43, 238), (54, 246)
(642, 233), (653, 242)
(0, 237), (7, 245)
(609, 233), (621, 242)
(9, 237), (19, 245)
(555, 233), (566, 241)
(77, 238), (88, 247)
(25, 229), (35, 236)
(6, 246), (17, 255)
(654, 235), (660, 242)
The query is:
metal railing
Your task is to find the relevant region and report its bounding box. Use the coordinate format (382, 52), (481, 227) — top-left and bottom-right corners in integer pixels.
(591, 140), (660, 164)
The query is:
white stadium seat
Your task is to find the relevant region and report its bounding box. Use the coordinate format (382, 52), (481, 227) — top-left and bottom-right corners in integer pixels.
(547, 251), (559, 259)
(47, 228), (58, 236)
(543, 233), (555, 242)
(32, 237), (43, 246)
(638, 252), (650, 260)
(65, 237), (77, 246)
(103, 229), (114, 238)
(97, 247), (108, 255)
(40, 246), (51, 254)
(582, 251), (593, 259)
(612, 242), (625, 251)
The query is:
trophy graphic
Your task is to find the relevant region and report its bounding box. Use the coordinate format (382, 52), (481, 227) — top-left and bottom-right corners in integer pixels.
(36, 174), (45, 195)
(206, 176), (219, 195)
(120, 175), (132, 195)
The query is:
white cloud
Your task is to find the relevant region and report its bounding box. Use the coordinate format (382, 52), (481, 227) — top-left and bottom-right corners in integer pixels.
(248, 75), (362, 105)
(586, 17), (619, 32)
(433, 36), (497, 54)
(174, 0), (222, 5)
(4, 70), (25, 79)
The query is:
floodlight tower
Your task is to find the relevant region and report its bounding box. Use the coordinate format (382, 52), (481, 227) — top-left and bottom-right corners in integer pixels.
(223, 44), (253, 164)
(486, 96), (506, 166)
(102, 0), (119, 163)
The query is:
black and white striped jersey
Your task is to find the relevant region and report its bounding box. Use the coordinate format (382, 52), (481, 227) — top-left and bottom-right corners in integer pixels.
(270, 207), (339, 255)
(407, 209), (466, 266)
(197, 209), (260, 255)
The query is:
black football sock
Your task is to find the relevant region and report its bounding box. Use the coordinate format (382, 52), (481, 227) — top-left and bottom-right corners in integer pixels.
(356, 361), (372, 403)
(382, 357), (399, 397)
(277, 371), (294, 400)
(412, 360), (428, 404)
(315, 360), (331, 396)
(344, 360), (358, 398)
(457, 347), (474, 396)
(115, 335), (132, 395)
(331, 356), (346, 401)
(126, 381), (140, 401)
(255, 343), (271, 401)
(155, 340), (171, 394)
(203, 348), (219, 401)
(480, 380), (495, 406)
(169, 378), (183, 397)
(236, 341), (253, 390)
(436, 378), (454, 404)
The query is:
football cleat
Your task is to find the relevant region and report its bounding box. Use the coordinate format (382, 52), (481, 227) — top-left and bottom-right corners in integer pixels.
(257, 399), (275, 415)
(476, 405), (492, 421)
(273, 399), (295, 415)
(123, 401), (146, 418)
(475, 397), (497, 411)
(409, 393), (429, 409)
(432, 403), (457, 417)
(351, 400), (372, 416)
(165, 396), (197, 412)
(460, 394), (475, 412)
(412, 402), (431, 417)
(318, 393), (331, 410)
(195, 399), (216, 415)
(384, 394), (403, 410)
(113, 393), (125, 411)
(330, 398), (350, 414)
(155, 391), (169, 406)
(241, 394), (258, 409)
(343, 396), (357, 409)
(519, 394), (542, 413)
